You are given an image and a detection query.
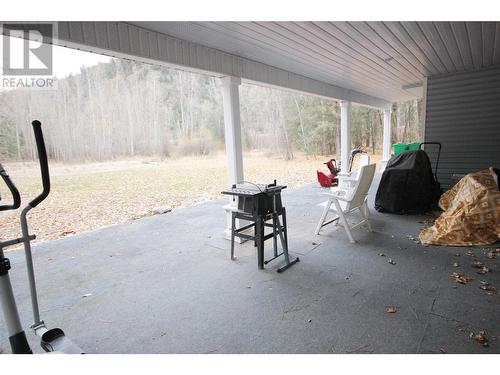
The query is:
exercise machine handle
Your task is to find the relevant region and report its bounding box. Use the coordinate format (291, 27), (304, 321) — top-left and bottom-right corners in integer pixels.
(29, 120), (50, 208)
(0, 161), (21, 211)
(419, 142), (442, 180)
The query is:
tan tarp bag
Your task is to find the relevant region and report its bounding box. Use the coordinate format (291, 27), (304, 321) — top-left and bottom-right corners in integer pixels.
(419, 168), (500, 246)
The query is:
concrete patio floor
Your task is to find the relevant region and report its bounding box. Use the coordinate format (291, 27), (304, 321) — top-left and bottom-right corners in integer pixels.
(1, 178), (499, 354)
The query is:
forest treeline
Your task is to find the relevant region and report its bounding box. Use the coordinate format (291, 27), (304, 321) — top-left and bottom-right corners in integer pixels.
(0, 58), (423, 162)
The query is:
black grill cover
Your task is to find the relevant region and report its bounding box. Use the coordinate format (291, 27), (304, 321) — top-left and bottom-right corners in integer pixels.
(375, 150), (441, 214)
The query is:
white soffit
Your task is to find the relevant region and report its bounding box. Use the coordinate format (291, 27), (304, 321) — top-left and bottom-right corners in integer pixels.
(52, 21), (391, 108)
(131, 21), (500, 103)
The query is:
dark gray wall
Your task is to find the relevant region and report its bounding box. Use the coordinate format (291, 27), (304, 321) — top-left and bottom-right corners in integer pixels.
(424, 65), (500, 190)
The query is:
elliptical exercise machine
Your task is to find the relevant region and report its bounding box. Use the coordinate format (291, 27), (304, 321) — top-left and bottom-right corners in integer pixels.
(0, 120), (83, 354)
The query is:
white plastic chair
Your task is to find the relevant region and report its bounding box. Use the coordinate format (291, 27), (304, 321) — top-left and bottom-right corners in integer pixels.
(315, 163), (376, 243)
(336, 154), (371, 191)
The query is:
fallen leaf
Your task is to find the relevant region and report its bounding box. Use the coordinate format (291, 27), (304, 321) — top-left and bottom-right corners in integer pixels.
(451, 272), (472, 284)
(471, 260), (484, 269)
(388, 258), (396, 265)
(476, 266), (489, 275)
(470, 330), (489, 347)
(485, 249), (500, 259)
(385, 307), (397, 313)
(479, 281), (497, 294)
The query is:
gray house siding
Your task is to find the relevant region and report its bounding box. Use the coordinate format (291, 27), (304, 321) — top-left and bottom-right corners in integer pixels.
(424, 65), (500, 190)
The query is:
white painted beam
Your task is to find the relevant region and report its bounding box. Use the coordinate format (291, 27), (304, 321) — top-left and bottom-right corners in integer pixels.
(339, 101), (351, 175)
(51, 21), (392, 109)
(381, 108), (392, 168)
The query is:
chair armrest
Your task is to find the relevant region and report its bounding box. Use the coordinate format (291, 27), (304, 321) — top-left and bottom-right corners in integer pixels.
(329, 190), (351, 202)
(324, 188), (349, 196)
(339, 176), (358, 182)
(331, 194), (351, 202)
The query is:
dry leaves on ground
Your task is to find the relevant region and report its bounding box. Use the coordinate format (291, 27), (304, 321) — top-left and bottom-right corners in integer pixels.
(485, 248), (500, 259)
(406, 235), (420, 244)
(476, 266), (490, 275)
(471, 260), (484, 269)
(451, 272), (472, 285)
(470, 330), (489, 347)
(479, 281), (498, 295)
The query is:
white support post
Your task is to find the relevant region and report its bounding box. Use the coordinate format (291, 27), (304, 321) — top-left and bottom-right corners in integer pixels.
(339, 101), (351, 176)
(220, 76), (244, 185)
(220, 76), (245, 241)
(381, 108), (392, 169)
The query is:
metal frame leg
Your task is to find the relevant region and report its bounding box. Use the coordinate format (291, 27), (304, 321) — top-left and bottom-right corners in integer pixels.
(275, 209), (299, 273)
(256, 218), (264, 269)
(230, 212), (236, 260)
(282, 208), (289, 251)
(272, 214), (278, 258)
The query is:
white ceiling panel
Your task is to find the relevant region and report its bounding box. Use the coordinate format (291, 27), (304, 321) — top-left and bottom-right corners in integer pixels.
(130, 21), (500, 103)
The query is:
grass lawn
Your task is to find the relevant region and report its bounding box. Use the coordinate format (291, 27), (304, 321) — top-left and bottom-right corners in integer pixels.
(0, 152), (381, 245)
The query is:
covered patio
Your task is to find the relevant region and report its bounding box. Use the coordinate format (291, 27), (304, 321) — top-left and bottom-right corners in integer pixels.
(1, 21), (499, 355)
(1, 181), (498, 354)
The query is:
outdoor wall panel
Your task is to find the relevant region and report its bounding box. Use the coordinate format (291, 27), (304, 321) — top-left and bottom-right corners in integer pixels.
(425, 65), (500, 190)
